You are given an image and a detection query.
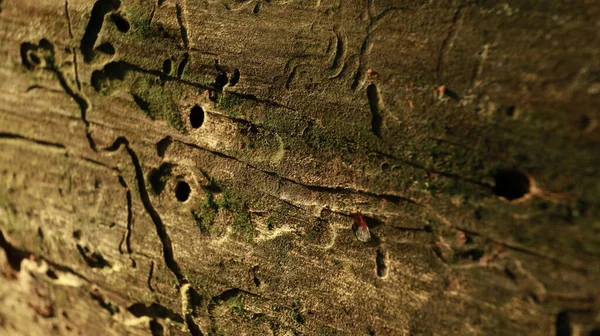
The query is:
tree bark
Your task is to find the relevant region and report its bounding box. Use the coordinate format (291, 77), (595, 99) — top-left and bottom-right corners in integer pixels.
(0, 0), (599, 335)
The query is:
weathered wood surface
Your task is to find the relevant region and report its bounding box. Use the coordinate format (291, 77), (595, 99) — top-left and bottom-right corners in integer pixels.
(0, 0), (599, 335)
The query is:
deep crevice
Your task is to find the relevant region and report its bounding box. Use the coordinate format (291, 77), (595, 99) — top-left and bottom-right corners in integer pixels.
(76, 244), (111, 268)
(103, 137), (185, 282)
(117, 176), (135, 267)
(80, 0), (121, 62)
(366, 84), (382, 137)
(110, 12), (130, 32)
(556, 311), (571, 336)
(0, 231), (29, 271)
(127, 302), (184, 322)
(147, 261), (155, 292)
(375, 248), (387, 277)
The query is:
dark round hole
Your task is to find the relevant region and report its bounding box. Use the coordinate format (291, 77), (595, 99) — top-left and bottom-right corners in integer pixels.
(190, 105), (204, 129)
(505, 106), (515, 117)
(110, 13), (130, 33)
(580, 115), (591, 130)
(492, 169), (530, 201)
(175, 181), (191, 202)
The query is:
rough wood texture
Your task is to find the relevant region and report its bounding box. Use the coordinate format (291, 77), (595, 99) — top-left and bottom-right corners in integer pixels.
(0, 0), (599, 335)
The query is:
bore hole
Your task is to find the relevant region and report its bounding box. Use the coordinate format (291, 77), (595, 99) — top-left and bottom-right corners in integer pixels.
(492, 169), (530, 201)
(175, 181), (191, 202)
(190, 105), (204, 129)
(580, 115), (591, 130)
(556, 311), (571, 336)
(110, 13), (130, 33)
(162, 59), (172, 75)
(505, 106), (515, 117)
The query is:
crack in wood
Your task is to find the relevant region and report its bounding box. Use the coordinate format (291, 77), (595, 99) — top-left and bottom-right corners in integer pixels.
(442, 224), (589, 275)
(176, 138), (422, 207)
(0, 132), (66, 149)
(117, 175), (135, 268)
(147, 260), (155, 292)
(366, 83), (382, 137)
(329, 25), (346, 78)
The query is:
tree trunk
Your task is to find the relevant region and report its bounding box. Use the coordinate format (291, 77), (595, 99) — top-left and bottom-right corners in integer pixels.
(0, 0), (598, 335)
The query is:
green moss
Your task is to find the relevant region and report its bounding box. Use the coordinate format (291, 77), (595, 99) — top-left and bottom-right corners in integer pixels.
(265, 216), (275, 230)
(233, 209), (253, 240)
(318, 326), (339, 335)
(108, 303), (120, 315)
(124, 5), (158, 39)
(290, 311), (305, 324)
(130, 77), (186, 133)
(216, 93), (249, 118)
(226, 295), (245, 316)
(193, 193), (218, 232)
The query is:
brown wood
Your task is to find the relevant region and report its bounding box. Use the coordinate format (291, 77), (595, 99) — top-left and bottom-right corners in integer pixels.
(0, 0), (599, 335)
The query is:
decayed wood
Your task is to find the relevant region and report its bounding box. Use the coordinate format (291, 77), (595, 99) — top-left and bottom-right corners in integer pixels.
(0, 0), (599, 335)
